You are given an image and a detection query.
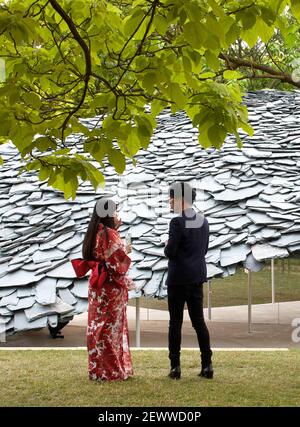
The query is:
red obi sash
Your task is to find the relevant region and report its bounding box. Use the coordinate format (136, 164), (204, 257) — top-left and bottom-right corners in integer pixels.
(71, 258), (108, 289)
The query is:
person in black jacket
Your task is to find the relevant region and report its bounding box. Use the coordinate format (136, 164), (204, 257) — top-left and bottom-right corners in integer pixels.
(164, 182), (213, 380)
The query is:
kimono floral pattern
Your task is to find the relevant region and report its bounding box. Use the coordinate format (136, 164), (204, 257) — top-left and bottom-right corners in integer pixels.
(87, 223), (133, 381)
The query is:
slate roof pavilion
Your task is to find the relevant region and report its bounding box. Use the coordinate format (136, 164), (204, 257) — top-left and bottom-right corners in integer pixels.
(1, 90), (300, 335)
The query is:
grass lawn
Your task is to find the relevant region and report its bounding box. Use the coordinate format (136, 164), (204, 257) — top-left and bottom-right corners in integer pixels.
(0, 350), (300, 407)
(129, 258), (300, 310)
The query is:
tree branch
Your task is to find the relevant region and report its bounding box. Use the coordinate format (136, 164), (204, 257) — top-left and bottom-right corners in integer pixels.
(219, 53), (300, 89)
(48, 0), (92, 141)
(115, 0), (159, 88)
(227, 2), (256, 15)
(264, 42), (285, 73)
(117, 7), (151, 63)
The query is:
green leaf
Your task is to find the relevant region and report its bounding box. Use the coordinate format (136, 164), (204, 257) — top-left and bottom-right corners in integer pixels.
(240, 122), (254, 137)
(34, 136), (56, 151)
(85, 140), (111, 164)
(223, 70), (244, 80)
(125, 129), (141, 157)
(135, 115), (154, 139)
(38, 165), (50, 181)
(88, 166), (105, 190)
(225, 22), (240, 45)
(198, 72), (216, 79)
(90, 93), (115, 109)
(205, 15), (224, 49)
(64, 177), (78, 200)
(291, 0), (300, 23)
(23, 92), (42, 109)
(205, 34), (220, 51)
(124, 9), (145, 37)
(234, 131), (243, 149)
(261, 7), (276, 26)
(240, 11), (257, 30)
(63, 168), (76, 183)
(77, 158), (105, 190)
(170, 83), (187, 108)
(254, 17), (275, 43)
(184, 21), (207, 49)
(205, 50), (220, 71)
(142, 72), (157, 91)
(241, 28), (258, 48)
(198, 129), (212, 149)
(207, 0), (226, 18)
(207, 124), (227, 149)
(154, 15), (168, 35)
(182, 56), (192, 73)
(187, 49), (203, 73)
(108, 148), (126, 174)
(150, 99), (165, 117)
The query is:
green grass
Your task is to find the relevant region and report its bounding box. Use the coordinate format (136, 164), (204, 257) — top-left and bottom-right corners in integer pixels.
(1, 350), (300, 406)
(129, 258), (300, 310)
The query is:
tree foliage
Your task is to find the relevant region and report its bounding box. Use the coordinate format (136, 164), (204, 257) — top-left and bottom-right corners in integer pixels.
(0, 0), (300, 198)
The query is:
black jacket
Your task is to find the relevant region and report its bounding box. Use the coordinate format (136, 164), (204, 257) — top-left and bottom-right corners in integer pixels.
(164, 208), (209, 286)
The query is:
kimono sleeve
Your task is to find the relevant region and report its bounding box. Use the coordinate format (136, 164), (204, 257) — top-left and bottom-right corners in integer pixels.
(104, 228), (131, 275)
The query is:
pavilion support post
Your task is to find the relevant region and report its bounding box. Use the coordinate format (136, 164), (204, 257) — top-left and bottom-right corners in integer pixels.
(135, 297), (141, 348)
(271, 258), (275, 304)
(247, 269), (253, 334)
(207, 280), (212, 321)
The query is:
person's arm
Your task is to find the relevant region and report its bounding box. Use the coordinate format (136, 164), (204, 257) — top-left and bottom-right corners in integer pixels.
(164, 217), (183, 259)
(205, 220), (210, 255)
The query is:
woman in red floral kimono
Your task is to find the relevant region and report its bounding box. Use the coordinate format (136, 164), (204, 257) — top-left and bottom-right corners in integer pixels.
(71, 198), (134, 382)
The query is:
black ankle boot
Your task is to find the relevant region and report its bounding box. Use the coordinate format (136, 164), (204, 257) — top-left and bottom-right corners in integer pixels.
(199, 363), (213, 379)
(168, 366), (181, 380)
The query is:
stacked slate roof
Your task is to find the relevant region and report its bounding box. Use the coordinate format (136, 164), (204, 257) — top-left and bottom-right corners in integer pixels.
(1, 90), (300, 335)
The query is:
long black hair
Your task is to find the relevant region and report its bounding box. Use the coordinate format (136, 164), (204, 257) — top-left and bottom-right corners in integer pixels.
(82, 198), (117, 260)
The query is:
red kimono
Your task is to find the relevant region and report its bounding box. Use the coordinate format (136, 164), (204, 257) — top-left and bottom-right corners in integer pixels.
(71, 223), (133, 381)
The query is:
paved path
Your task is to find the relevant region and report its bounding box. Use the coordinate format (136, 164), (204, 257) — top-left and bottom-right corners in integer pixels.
(1, 302), (299, 349)
(71, 301), (300, 325)
(1, 319), (299, 349)
(0, 347), (289, 351)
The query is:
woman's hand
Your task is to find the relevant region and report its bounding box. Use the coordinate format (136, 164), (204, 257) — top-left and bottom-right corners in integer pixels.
(115, 217), (122, 229)
(126, 243), (132, 254)
(127, 281), (136, 291)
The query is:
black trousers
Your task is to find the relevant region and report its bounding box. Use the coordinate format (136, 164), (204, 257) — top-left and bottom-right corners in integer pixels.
(167, 282), (212, 368)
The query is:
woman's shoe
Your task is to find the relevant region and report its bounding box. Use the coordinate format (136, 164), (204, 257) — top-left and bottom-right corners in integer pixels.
(168, 366), (181, 380)
(198, 363), (214, 379)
